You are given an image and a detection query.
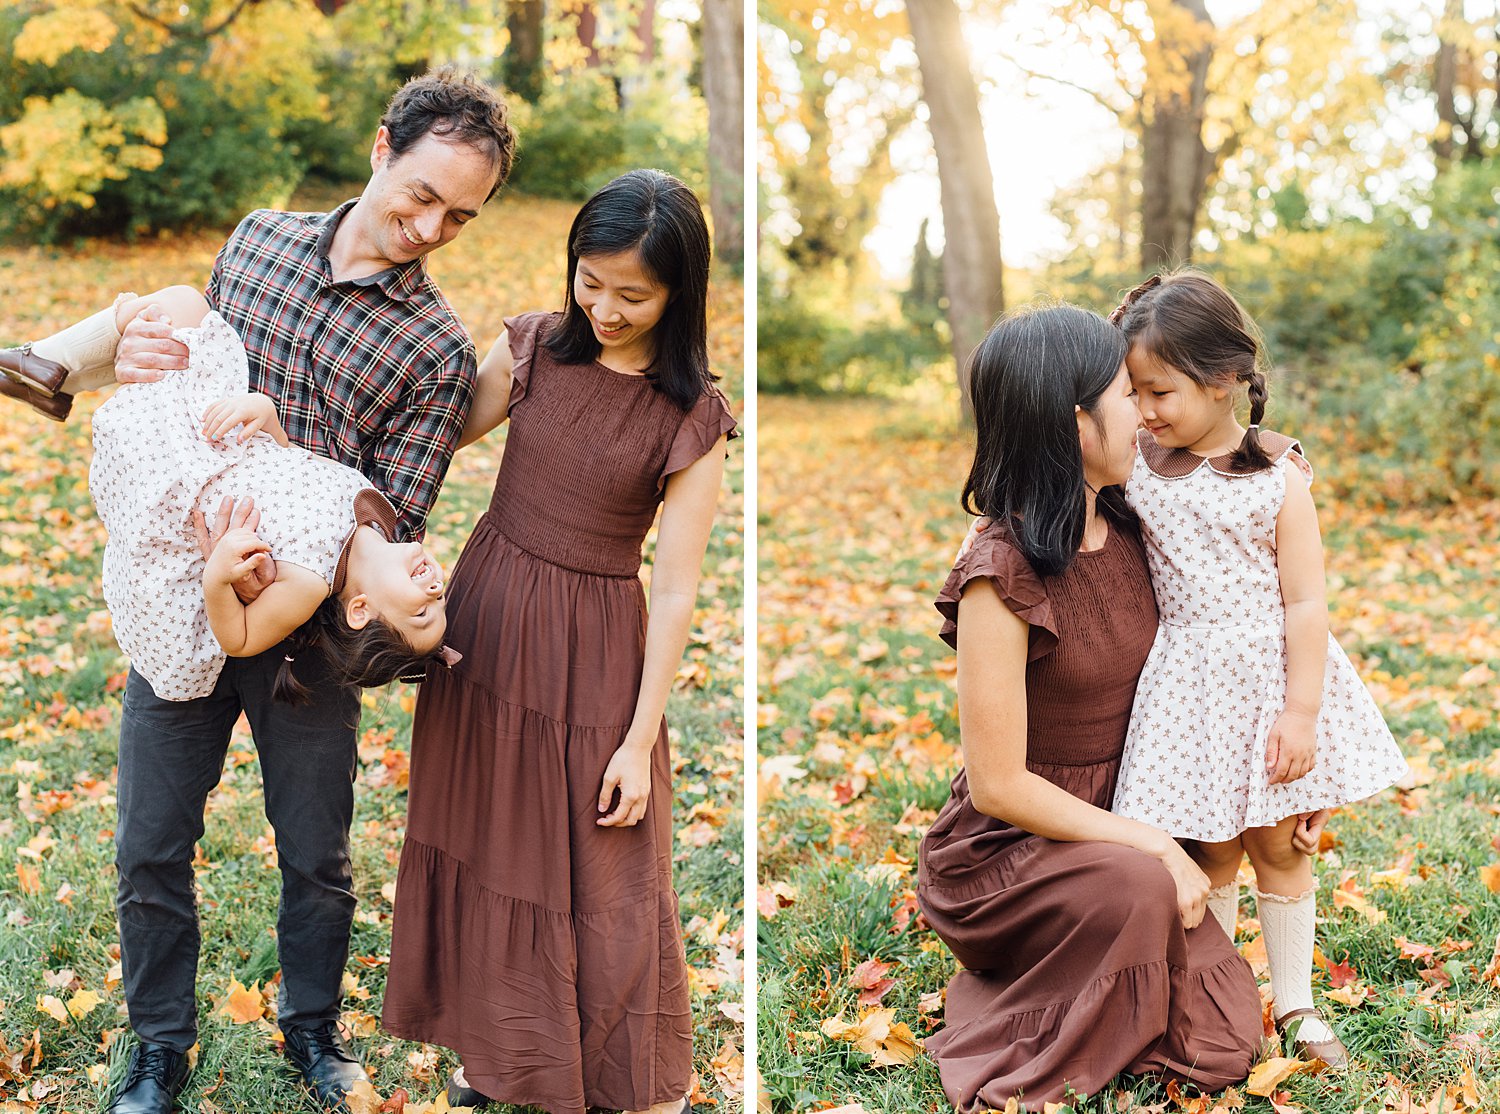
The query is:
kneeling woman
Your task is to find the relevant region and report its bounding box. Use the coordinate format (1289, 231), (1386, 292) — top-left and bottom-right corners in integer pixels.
(380, 170), (735, 1114)
(918, 304), (1280, 1109)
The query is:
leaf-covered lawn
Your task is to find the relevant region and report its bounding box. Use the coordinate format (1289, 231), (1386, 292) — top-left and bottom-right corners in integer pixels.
(756, 394), (1500, 1114)
(0, 185), (746, 1113)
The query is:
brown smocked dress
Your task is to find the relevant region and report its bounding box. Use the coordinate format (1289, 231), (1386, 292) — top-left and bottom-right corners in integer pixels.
(381, 312), (736, 1114)
(918, 520), (1263, 1111)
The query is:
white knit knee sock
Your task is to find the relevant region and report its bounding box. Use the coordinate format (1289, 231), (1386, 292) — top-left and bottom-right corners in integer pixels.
(31, 307), (120, 393)
(1207, 882), (1239, 939)
(1255, 886), (1333, 1041)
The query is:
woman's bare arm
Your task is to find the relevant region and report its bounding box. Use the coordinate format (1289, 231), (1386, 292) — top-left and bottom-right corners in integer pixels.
(956, 578), (1211, 927)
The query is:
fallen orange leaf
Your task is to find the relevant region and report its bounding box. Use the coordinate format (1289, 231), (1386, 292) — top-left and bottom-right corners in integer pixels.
(218, 980), (265, 1025)
(1246, 1056), (1303, 1097)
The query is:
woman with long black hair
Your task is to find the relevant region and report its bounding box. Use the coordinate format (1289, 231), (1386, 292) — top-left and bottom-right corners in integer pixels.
(918, 302), (1276, 1108)
(380, 169), (735, 1114)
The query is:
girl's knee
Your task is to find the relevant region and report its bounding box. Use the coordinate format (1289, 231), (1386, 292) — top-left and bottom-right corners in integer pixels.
(1242, 821), (1304, 872)
(1189, 836), (1243, 872)
(153, 285), (211, 326)
(116, 285), (210, 331)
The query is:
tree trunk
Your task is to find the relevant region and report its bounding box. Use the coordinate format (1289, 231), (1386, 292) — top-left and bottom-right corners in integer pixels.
(1139, 0), (1212, 271)
(906, 0), (1004, 418)
(504, 0), (545, 102)
(701, 0), (743, 270)
(1434, 0), (1463, 165)
(636, 0), (657, 62)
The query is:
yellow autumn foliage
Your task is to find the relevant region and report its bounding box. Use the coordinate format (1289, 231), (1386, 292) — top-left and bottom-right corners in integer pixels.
(0, 90), (166, 207)
(13, 6), (118, 66)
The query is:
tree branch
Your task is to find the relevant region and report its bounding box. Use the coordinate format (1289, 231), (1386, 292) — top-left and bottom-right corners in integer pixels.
(996, 54), (1136, 118)
(125, 0), (267, 41)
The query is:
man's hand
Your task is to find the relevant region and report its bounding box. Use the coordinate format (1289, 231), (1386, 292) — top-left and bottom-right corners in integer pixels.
(116, 303), (189, 384)
(194, 497), (274, 604)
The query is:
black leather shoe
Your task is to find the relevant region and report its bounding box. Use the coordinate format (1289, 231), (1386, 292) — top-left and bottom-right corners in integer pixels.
(103, 1042), (189, 1113)
(0, 345), (68, 396)
(282, 1022), (368, 1109)
(445, 1070), (494, 1109)
(0, 375), (71, 422)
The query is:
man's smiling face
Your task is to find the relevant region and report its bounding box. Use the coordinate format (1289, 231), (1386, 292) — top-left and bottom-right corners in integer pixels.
(361, 126), (496, 268)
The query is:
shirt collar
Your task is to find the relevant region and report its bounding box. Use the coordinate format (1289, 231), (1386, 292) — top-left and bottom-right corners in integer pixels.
(332, 488), (402, 595)
(311, 198), (430, 304)
(1136, 428), (1302, 479)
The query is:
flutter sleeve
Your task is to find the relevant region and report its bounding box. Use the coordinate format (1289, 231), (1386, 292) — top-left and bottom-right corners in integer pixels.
(500, 311), (555, 410)
(934, 525), (1058, 660)
(658, 384), (738, 493)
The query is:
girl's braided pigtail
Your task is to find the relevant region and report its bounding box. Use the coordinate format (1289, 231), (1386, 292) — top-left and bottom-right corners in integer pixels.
(1229, 368), (1272, 472)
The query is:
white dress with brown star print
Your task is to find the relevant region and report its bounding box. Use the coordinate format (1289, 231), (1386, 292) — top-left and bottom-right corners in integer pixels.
(1110, 429), (1408, 841)
(89, 311), (378, 701)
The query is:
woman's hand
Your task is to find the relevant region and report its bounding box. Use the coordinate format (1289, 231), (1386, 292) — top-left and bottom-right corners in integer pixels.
(1266, 708), (1317, 784)
(201, 393), (289, 447)
(597, 736), (654, 827)
(1155, 837), (1212, 930)
(205, 526), (271, 590)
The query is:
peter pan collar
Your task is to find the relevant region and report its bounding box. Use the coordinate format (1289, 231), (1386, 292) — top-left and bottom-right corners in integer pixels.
(331, 488), (401, 594)
(1137, 428), (1303, 480)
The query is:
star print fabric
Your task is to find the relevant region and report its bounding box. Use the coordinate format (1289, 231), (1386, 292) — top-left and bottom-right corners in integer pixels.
(1110, 430), (1409, 841)
(89, 312), (371, 701)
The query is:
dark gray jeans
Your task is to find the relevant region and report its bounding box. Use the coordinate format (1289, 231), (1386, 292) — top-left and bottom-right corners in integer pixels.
(115, 649), (361, 1051)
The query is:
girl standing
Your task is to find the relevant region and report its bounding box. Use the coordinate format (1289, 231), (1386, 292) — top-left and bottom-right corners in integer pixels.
(1109, 271), (1409, 1065)
(380, 170), (735, 1114)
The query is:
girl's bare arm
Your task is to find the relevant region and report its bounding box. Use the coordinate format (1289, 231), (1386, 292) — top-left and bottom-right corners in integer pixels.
(1268, 461), (1328, 784)
(203, 529), (327, 656)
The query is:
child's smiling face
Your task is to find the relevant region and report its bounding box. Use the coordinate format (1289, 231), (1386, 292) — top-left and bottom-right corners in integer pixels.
(1127, 345), (1233, 454)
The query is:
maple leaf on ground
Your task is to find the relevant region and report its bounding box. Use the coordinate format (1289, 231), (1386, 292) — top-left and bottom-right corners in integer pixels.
(1245, 1057), (1308, 1097)
(709, 1039), (744, 1097)
(1324, 982), (1374, 1008)
(1478, 863), (1500, 893)
(16, 862), (40, 896)
(848, 957), (896, 1005)
(756, 881), (797, 919)
(1165, 1079), (1211, 1113)
(66, 989), (101, 1018)
(820, 1007), (920, 1067)
(344, 1079), (386, 1114)
(35, 994), (69, 1025)
(1331, 876), (1386, 923)
(217, 980), (266, 1025)
(1394, 937), (1437, 963)
(1480, 931), (1500, 987)
(1325, 953), (1359, 988)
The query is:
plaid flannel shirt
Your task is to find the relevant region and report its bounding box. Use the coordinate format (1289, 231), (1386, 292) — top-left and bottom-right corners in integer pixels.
(205, 199), (476, 540)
